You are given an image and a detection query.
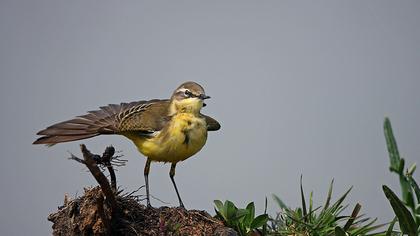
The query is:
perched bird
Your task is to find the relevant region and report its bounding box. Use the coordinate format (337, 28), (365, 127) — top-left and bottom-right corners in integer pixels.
(33, 81), (220, 207)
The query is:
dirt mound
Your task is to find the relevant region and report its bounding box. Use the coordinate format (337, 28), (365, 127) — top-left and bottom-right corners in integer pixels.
(48, 187), (237, 236)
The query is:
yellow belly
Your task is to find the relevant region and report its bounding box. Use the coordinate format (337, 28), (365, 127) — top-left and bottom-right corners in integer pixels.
(124, 113), (208, 163)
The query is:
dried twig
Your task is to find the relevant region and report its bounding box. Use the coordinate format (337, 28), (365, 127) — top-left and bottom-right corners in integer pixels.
(121, 185), (145, 198)
(101, 146), (117, 192)
(69, 145), (127, 193)
(79, 144), (117, 212)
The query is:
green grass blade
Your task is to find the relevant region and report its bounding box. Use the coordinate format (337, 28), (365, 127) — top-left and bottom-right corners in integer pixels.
(264, 196), (268, 215)
(332, 186), (353, 210)
(262, 197), (268, 236)
(300, 175), (308, 222)
(399, 174), (415, 209)
(343, 203), (361, 231)
(407, 175), (420, 203)
(323, 179), (334, 212)
(382, 185), (417, 236)
(384, 117), (401, 173)
(350, 218), (383, 235)
(272, 194), (288, 210)
(309, 191), (314, 221)
(335, 226), (346, 236)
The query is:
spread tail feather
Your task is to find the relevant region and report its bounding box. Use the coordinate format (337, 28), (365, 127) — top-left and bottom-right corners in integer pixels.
(33, 133), (99, 146)
(33, 104), (123, 145)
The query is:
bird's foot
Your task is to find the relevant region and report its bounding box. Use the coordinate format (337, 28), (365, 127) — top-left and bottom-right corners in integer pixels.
(146, 199), (153, 208)
(178, 202), (185, 209)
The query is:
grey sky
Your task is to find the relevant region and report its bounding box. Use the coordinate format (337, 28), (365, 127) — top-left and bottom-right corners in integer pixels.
(1, 1), (419, 235)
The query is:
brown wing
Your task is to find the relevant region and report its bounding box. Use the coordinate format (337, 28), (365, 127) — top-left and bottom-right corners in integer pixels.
(117, 100), (170, 132)
(202, 114), (221, 131)
(33, 99), (171, 145)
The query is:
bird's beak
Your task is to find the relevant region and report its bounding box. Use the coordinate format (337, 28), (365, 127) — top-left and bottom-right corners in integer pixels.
(199, 94), (211, 100)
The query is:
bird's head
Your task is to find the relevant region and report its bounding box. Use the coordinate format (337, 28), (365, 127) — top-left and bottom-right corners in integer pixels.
(170, 81), (210, 115)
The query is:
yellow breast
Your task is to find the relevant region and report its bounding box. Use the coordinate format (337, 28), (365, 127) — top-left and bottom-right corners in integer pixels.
(124, 113), (208, 163)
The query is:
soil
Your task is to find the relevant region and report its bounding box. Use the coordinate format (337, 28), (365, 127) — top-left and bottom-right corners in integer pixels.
(48, 186), (237, 236)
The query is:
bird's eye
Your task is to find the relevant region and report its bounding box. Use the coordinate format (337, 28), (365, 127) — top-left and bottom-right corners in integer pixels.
(184, 90), (192, 97)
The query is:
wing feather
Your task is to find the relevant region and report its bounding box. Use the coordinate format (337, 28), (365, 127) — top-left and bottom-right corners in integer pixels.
(33, 99), (170, 145)
(34, 99), (220, 145)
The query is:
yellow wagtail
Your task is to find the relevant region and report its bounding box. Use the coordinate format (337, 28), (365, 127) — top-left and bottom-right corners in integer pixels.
(33, 81), (220, 207)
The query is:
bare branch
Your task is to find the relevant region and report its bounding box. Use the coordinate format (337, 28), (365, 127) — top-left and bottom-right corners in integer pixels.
(79, 144), (117, 212)
(101, 146), (117, 192)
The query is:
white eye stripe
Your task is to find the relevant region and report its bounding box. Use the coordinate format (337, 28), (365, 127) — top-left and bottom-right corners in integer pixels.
(176, 88), (195, 98)
(176, 88), (188, 93)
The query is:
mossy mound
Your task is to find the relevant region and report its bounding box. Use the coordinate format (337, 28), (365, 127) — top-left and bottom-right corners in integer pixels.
(48, 187), (237, 236)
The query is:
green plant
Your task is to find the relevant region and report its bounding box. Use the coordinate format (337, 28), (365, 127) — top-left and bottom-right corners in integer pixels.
(214, 199), (269, 236)
(269, 177), (385, 236)
(382, 117), (420, 235)
(383, 185), (418, 236)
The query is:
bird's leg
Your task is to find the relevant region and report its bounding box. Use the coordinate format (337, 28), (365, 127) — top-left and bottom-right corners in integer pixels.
(144, 158), (152, 208)
(170, 163), (185, 208)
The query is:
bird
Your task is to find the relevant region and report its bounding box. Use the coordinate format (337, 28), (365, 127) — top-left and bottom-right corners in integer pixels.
(33, 81), (220, 208)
